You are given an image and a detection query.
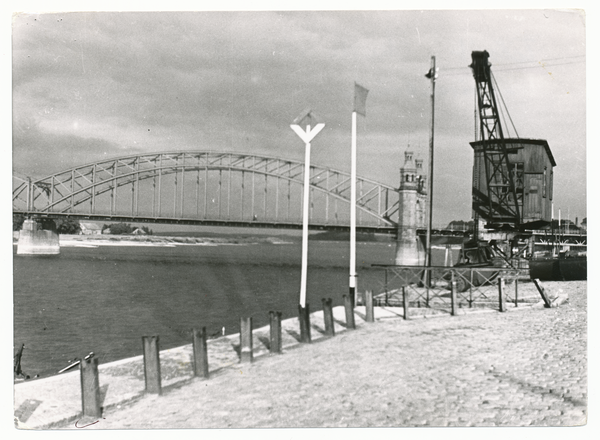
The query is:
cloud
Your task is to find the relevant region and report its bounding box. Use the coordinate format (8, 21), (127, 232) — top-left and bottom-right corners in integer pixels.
(12, 116), (140, 178)
(12, 10), (587, 225)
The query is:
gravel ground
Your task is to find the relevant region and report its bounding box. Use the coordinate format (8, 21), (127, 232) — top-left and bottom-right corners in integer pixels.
(58, 281), (587, 429)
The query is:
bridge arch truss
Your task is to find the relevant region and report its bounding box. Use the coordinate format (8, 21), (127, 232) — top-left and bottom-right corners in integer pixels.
(13, 151), (401, 231)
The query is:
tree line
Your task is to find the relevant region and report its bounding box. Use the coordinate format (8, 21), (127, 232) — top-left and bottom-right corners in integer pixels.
(101, 223), (153, 235)
(12, 214), (81, 234)
(12, 215), (152, 235)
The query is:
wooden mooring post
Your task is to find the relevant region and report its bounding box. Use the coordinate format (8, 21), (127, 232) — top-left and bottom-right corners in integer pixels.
(514, 279), (519, 307)
(142, 336), (162, 395)
(269, 311), (282, 354)
(80, 355), (101, 418)
(498, 277), (506, 312)
(532, 278), (552, 308)
(343, 294), (355, 329)
(192, 327), (209, 378)
(402, 287), (409, 320)
(322, 298), (335, 336)
(365, 290), (374, 323)
(240, 317), (253, 363)
(298, 304), (311, 343)
(14, 343), (25, 379)
(450, 278), (458, 316)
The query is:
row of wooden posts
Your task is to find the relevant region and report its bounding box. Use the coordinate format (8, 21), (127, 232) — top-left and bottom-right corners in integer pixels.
(78, 277), (526, 418)
(77, 292), (375, 418)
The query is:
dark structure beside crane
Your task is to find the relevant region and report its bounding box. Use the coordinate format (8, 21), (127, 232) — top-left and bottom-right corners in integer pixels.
(471, 138), (556, 230)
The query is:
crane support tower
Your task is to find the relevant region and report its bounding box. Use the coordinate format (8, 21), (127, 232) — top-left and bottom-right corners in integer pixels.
(470, 50), (555, 233)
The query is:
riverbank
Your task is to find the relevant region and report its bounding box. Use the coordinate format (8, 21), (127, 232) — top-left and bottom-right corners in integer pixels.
(13, 239), (399, 379)
(14, 304), (407, 429)
(15, 280), (587, 429)
(13, 233), (295, 247)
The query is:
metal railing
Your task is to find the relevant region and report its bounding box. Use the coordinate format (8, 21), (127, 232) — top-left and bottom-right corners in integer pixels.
(372, 265), (530, 313)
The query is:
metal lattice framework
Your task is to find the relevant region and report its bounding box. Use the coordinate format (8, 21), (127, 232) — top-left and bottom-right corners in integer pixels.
(531, 231), (588, 252)
(471, 50), (522, 227)
(12, 151), (401, 232)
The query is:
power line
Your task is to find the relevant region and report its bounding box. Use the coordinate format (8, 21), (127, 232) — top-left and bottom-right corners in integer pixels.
(442, 55), (585, 72)
(494, 60), (585, 71)
(441, 59), (584, 76)
(493, 54), (585, 66)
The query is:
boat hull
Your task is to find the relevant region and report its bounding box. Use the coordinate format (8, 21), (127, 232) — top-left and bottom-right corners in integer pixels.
(529, 256), (586, 281)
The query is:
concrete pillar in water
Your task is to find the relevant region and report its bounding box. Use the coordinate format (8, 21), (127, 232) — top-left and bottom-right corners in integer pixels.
(17, 219), (60, 255)
(394, 150), (426, 266)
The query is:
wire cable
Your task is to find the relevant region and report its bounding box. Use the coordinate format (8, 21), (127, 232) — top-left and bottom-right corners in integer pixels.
(491, 71), (520, 139)
(442, 56), (585, 76)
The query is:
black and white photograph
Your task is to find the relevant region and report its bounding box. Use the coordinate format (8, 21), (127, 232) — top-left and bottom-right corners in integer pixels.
(11, 4), (589, 431)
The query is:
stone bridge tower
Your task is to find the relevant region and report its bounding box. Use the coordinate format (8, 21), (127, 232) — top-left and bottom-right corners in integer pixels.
(394, 150), (427, 265)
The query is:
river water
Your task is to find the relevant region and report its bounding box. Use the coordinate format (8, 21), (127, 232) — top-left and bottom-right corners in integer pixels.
(14, 238), (402, 378)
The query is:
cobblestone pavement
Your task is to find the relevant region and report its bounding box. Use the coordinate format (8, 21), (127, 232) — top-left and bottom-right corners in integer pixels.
(58, 281), (587, 429)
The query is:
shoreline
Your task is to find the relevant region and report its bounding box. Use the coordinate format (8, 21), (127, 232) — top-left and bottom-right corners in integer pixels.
(13, 233), (296, 247)
(14, 281), (585, 429)
(12, 232), (403, 248)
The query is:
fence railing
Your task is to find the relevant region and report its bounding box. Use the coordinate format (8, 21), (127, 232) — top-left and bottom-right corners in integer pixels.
(372, 265), (531, 313)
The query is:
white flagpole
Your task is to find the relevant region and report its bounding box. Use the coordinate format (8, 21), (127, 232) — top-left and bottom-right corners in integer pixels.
(300, 126), (311, 308)
(349, 111), (358, 302)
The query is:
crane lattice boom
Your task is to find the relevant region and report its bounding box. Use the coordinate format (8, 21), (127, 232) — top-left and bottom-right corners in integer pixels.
(470, 50), (522, 229)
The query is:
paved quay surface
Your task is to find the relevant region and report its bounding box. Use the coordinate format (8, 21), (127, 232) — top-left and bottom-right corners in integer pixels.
(15, 304), (414, 429)
(15, 280), (587, 429)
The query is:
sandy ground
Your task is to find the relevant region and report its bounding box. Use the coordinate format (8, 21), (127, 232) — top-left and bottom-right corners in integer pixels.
(57, 234), (281, 246)
(52, 280), (587, 430)
(12, 232), (289, 247)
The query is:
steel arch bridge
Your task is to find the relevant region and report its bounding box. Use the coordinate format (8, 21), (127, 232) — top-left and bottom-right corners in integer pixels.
(12, 151), (402, 233)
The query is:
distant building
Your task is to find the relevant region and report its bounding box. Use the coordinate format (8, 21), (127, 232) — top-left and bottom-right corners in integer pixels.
(132, 228), (147, 235)
(79, 222), (103, 235)
(446, 220), (474, 232)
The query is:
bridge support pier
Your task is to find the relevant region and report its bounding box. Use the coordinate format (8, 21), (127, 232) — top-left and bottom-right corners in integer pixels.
(16, 219), (60, 255)
(394, 228), (424, 266)
(394, 151), (426, 266)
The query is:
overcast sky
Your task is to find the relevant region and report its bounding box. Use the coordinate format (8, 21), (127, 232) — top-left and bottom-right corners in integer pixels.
(11, 8), (587, 227)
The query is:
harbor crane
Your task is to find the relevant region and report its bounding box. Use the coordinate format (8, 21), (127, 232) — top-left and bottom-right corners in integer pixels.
(465, 51), (556, 267)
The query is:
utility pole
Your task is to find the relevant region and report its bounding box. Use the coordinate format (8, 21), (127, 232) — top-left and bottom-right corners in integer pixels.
(425, 56), (438, 271)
